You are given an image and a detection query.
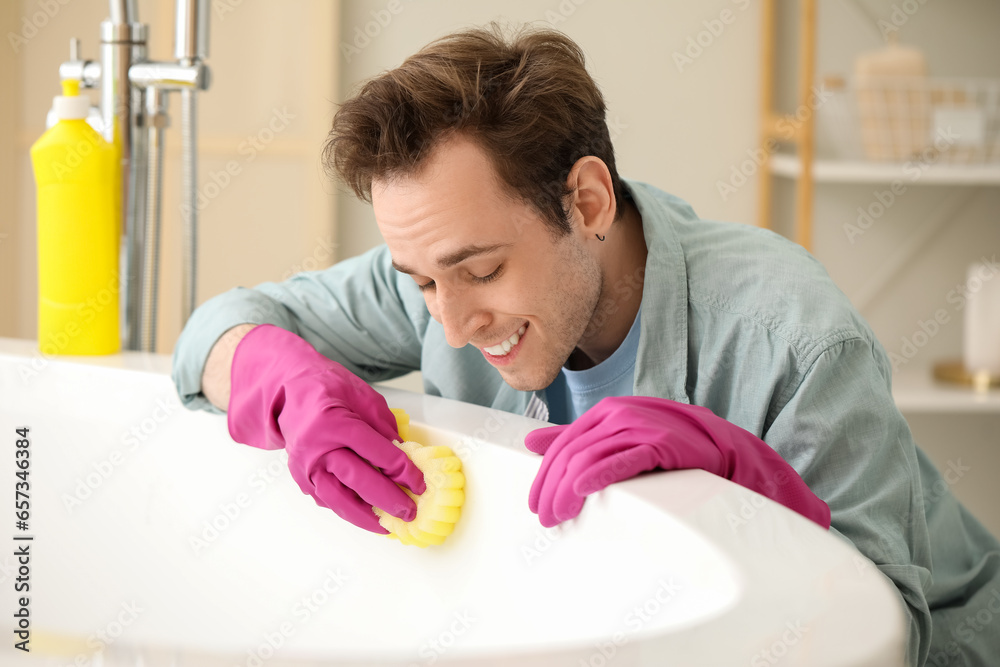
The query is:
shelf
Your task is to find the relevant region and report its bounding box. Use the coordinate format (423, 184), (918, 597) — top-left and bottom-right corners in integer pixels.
(892, 364), (1000, 414)
(770, 153), (1000, 185)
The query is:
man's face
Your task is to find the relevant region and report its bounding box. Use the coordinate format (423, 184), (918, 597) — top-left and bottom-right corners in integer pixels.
(373, 134), (603, 392)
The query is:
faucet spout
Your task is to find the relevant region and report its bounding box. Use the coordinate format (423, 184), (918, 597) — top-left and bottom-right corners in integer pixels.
(174, 0), (210, 323)
(175, 0), (210, 62)
(108, 0), (137, 25)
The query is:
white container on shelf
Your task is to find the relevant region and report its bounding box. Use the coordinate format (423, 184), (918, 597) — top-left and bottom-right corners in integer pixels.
(964, 260), (1000, 376)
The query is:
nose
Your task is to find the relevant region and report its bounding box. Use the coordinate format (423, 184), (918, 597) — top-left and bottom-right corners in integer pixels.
(433, 283), (490, 349)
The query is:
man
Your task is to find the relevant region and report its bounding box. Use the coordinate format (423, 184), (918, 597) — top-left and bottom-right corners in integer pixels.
(172, 23), (1000, 667)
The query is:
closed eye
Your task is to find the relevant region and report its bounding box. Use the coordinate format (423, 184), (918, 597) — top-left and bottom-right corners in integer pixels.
(417, 265), (503, 292)
(473, 264), (504, 285)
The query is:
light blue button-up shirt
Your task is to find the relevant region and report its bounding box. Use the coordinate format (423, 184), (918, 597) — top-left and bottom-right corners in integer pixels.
(172, 178), (1000, 666)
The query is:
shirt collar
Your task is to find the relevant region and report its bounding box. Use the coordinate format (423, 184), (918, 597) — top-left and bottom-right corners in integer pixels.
(623, 177), (691, 405)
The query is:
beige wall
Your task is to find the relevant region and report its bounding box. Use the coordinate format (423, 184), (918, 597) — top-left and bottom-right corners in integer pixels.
(0, 1), (20, 337)
(0, 0), (339, 353)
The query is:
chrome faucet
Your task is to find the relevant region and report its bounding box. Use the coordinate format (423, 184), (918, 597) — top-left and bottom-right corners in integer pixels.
(56, 0), (210, 352)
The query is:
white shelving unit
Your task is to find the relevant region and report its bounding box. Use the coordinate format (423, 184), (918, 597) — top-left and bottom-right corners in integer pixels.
(770, 153), (1000, 185)
(760, 4), (1000, 415)
(891, 365), (1000, 414)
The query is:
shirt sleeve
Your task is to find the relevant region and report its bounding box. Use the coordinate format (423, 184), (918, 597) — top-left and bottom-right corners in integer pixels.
(762, 336), (932, 667)
(171, 244), (429, 414)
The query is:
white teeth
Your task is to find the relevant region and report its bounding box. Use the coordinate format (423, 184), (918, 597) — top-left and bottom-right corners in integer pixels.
(485, 325), (526, 357)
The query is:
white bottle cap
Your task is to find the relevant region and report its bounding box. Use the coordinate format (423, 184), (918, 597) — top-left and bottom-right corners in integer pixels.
(53, 79), (90, 120)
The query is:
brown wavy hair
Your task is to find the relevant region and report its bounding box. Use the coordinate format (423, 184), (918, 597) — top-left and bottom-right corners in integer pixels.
(323, 21), (627, 236)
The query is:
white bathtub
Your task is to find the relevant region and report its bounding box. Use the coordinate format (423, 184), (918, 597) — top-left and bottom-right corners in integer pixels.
(0, 337), (904, 666)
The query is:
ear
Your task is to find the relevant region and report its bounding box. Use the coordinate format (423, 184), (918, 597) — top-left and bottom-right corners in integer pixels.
(564, 157), (616, 241)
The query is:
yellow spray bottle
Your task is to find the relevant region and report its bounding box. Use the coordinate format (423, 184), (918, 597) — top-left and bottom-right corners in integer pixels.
(30, 80), (120, 355)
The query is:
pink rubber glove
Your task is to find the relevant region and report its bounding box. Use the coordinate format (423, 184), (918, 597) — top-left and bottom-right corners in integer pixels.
(227, 324), (425, 534)
(526, 396), (830, 529)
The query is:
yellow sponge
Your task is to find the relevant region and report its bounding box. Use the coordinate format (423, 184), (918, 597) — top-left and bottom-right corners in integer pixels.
(373, 409), (465, 547)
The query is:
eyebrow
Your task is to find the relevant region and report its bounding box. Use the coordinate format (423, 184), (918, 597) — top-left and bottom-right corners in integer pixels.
(391, 242), (512, 275)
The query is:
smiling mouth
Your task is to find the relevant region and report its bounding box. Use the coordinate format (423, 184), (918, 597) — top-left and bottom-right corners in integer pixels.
(481, 324), (527, 357)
